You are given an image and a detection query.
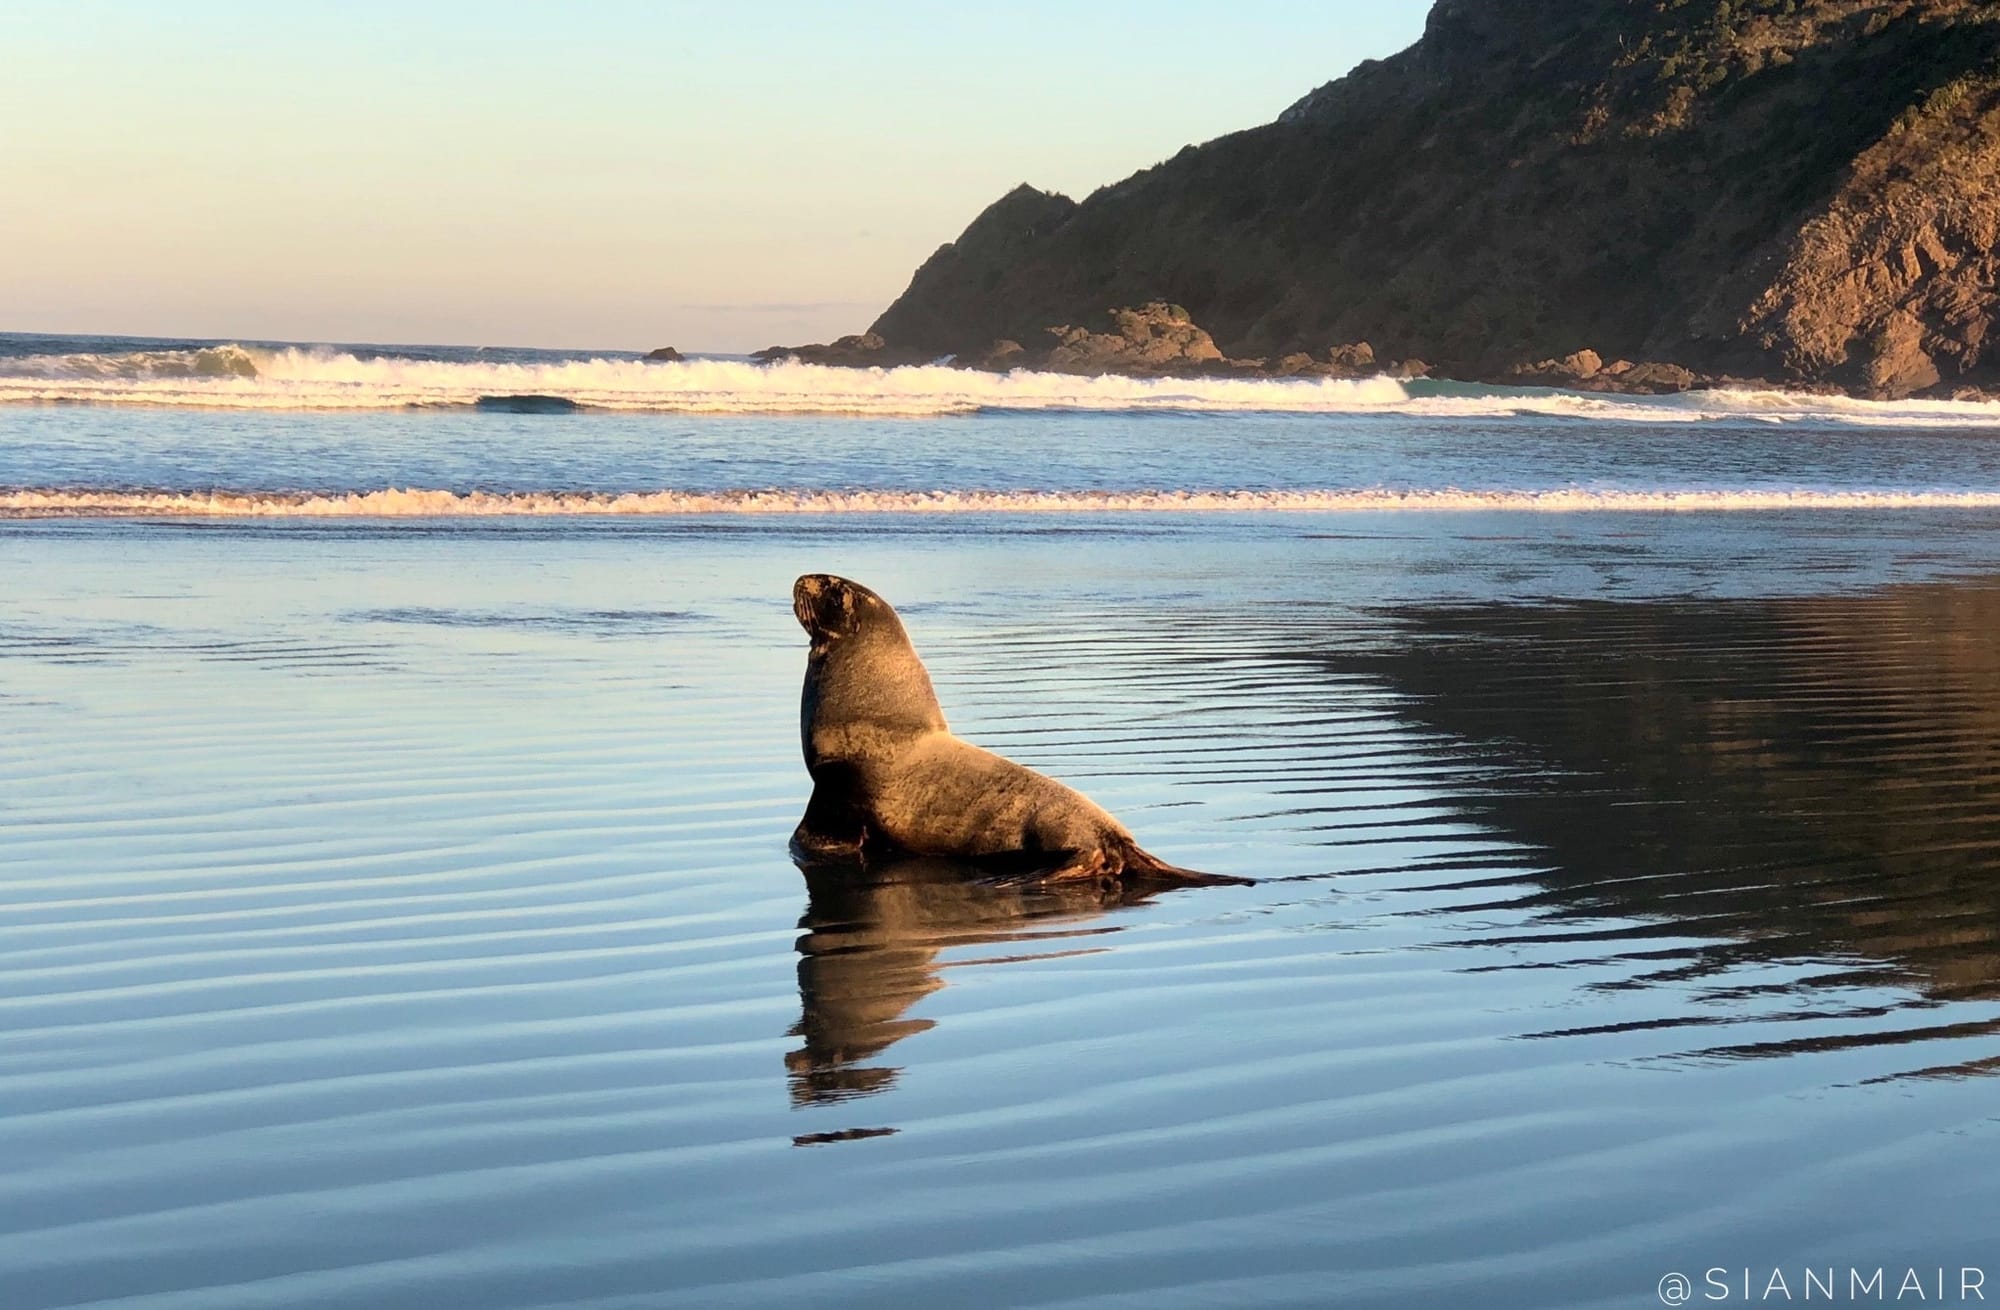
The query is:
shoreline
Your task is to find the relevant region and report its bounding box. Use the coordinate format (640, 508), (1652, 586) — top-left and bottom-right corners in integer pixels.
(749, 346), (1991, 405)
(748, 304), (1996, 405)
(6, 328), (2000, 410)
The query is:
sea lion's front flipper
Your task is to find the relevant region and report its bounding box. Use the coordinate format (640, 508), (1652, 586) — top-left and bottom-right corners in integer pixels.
(790, 778), (869, 864)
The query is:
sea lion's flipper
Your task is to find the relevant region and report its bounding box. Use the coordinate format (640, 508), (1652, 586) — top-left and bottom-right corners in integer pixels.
(972, 848), (1110, 889)
(790, 778), (869, 864)
(1112, 839), (1256, 888)
(993, 842), (1253, 889)
(1042, 849), (1112, 883)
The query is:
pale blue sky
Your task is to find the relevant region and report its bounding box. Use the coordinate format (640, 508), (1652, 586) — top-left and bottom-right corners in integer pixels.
(2, 2), (1431, 351)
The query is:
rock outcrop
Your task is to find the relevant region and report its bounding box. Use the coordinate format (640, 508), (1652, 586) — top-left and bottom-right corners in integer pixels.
(948, 338), (1029, 372)
(1265, 342), (1384, 377)
(751, 332), (932, 368)
(1512, 350), (1606, 387)
(642, 346), (684, 362)
(1042, 303), (1224, 374)
(929, 306), (1421, 378)
(1511, 352), (1711, 392)
(865, 0), (2000, 399)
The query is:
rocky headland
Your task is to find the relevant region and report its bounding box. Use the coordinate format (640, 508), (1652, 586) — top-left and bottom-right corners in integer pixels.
(761, 0), (2000, 400)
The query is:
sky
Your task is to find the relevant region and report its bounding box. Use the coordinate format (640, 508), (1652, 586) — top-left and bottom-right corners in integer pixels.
(2, 2), (1432, 352)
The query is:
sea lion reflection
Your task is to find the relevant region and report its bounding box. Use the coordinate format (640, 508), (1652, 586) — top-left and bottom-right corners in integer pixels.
(786, 855), (1159, 1105)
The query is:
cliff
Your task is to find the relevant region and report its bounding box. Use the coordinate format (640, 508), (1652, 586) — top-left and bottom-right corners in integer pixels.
(867, 0), (2000, 398)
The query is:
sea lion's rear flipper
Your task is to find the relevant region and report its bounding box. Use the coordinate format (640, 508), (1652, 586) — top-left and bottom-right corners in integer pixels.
(1041, 849), (1112, 883)
(973, 848), (1116, 889)
(998, 842), (1252, 888)
(1112, 839), (1256, 888)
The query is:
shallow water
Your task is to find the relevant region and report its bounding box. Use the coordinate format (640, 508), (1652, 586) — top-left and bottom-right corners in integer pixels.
(6, 506), (2000, 1309)
(7, 334), (2000, 1306)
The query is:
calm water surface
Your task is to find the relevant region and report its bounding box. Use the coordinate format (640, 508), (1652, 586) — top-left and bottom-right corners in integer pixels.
(5, 352), (2000, 1307)
(5, 509), (2000, 1309)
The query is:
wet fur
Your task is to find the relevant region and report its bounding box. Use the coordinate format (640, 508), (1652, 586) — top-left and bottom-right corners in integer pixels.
(790, 573), (1248, 887)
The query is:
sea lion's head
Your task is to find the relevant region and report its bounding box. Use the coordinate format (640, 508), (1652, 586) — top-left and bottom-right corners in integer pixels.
(793, 574), (889, 643)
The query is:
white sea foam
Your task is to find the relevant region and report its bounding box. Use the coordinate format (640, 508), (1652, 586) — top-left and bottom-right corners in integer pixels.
(1407, 386), (2000, 428)
(5, 344), (2000, 424)
(8, 486), (2000, 518)
(0, 346), (1409, 415)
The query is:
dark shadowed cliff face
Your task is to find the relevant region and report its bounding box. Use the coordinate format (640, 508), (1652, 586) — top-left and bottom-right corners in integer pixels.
(869, 0), (2000, 397)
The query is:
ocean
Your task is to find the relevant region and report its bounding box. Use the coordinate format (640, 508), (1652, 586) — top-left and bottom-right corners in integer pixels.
(6, 332), (2000, 1308)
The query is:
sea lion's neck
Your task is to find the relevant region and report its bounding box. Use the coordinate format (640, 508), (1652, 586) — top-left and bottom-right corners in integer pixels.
(802, 623), (947, 768)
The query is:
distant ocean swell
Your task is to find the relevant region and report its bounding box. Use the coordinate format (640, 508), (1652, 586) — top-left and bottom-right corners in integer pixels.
(8, 344), (2000, 424)
(10, 487), (2000, 518)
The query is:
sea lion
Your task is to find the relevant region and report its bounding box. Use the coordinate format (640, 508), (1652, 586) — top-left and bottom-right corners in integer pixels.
(789, 573), (1250, 887)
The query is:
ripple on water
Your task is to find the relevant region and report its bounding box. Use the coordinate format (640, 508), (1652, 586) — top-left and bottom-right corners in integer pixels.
(5, 531), (2000, 1308)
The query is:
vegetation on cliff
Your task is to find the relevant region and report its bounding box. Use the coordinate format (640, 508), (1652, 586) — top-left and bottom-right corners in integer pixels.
(867, 0), (2000, 398)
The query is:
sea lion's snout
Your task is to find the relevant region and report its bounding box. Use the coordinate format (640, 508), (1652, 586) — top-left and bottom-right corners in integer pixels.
(793, 574), (827, 630)
(793, 573), (860, 638)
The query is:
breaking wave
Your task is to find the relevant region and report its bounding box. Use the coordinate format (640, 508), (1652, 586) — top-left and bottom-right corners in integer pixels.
(10, 486), (2000, 518)
(6, 344), (2000, 424)
(0, 346), (1407, 415)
